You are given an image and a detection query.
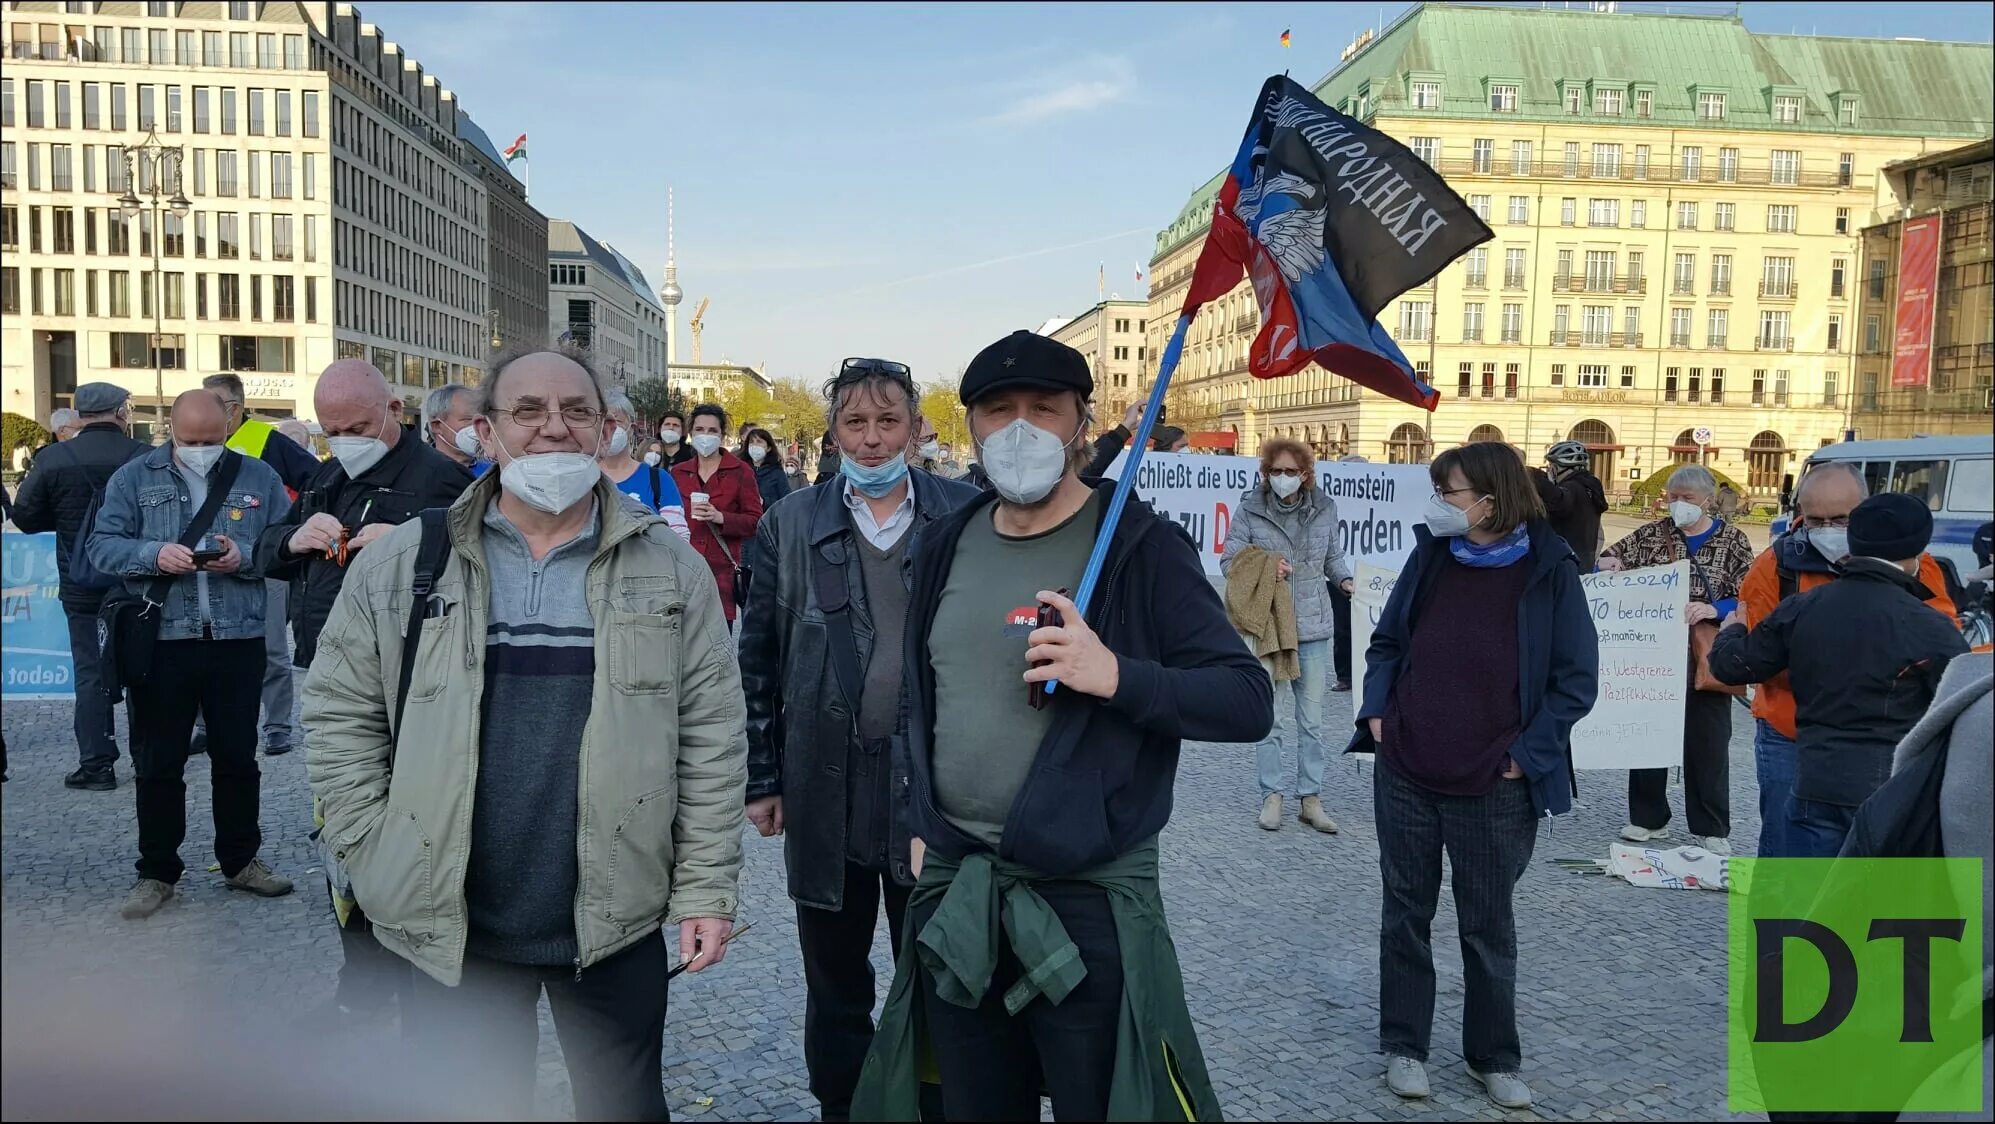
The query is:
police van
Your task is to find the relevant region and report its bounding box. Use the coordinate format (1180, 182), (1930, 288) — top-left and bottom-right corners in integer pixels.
(1777, 435), (1993, 576)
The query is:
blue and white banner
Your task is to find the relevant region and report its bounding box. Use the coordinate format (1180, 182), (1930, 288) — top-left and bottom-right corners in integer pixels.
(2, 531), (74, 700)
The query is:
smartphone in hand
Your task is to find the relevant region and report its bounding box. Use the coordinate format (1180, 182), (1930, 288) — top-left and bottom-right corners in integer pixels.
(191, 533), (225, 569)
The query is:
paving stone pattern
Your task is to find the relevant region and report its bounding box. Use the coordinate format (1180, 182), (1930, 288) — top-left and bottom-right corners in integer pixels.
(1, 678), (1764, 1121)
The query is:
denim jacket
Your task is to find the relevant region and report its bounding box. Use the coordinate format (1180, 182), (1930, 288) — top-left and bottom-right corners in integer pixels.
(88, 445), (292, 641)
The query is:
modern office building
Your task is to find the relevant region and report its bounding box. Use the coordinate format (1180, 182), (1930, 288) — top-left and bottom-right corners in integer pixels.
(1045, 298), (1148, 418)
(1, 1), (495, 430)
(546, 217), (667, 387)
(1145, 2), (1992, 497)
(1849, 139), (1993, 439)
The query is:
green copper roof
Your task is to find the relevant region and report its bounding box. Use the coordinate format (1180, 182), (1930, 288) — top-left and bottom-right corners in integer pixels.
(1154, 2), (1994, 259)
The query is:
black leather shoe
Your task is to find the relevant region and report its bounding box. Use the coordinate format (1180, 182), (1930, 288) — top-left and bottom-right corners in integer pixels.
(263, 742), (293, 757)
(64, 766), (116, 791)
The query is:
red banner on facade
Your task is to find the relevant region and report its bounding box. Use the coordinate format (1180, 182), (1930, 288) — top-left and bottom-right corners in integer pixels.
(1891, 214), (1943, 389)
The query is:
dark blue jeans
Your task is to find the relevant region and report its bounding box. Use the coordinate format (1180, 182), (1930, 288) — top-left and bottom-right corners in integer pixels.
(66, 608), (121, 768)
(1752, 720), (1799, 857)
(1788, 797), (1859, 859)
(1375, 762), (1539, 1073)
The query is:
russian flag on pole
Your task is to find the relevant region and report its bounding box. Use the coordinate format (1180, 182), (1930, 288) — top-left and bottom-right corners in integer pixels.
(1181, 76), (1493, 410)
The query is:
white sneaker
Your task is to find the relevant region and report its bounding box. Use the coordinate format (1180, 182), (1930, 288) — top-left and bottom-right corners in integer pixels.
(1467, 1065), (1533, 1109)
(1620, 823), (1671, 843)
(1385, 1056), (1430, 1098)
(1257, 794), (1282, 831)
(1691, 835), (1732, 856)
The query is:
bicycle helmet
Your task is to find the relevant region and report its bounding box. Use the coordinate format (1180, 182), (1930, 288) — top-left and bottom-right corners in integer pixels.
(1546, 440), (1591, 471)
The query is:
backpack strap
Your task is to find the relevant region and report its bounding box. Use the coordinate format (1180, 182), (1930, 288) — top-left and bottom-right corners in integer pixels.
(146, 451), (245, 605)
(391, 507), (454, 765)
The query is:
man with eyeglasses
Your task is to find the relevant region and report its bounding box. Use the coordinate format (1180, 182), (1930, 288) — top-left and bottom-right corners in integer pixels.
(253, 359), (471, 1021)
(740, 357), (977, 1121)
(304, 344), (745, 1119)
(1733, 462), (1958, 856)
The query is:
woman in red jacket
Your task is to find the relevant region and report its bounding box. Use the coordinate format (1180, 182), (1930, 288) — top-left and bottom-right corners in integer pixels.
(671, 403), (764, 623)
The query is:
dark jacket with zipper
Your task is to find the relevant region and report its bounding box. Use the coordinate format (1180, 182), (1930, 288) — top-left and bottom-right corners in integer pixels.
(902, 480), (1273, 876)
(10, 421), (150, 611)
(1530, 466), (1608, 572)
(1709, 557), (1969, 807)
(1346, 521), (1600, 817)
(741, 469), (980, 909)
(254, 431), (472, 667)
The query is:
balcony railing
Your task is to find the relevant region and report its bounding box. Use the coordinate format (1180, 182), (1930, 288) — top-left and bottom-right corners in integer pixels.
(1463, 274), (1487, 290)
(1553, 273), (1648, 294)
(1548, 331), (1643, 348)
(1756, 335), (1795, 352)
(1431, 155), (1854, 190)
(1673, 280), (1696, 295)
(1462, 330), (1484, 343)
(1708, 335), (1728, 349)
(1759, 280), (1797, 299)
(1669, 334), (1692, 348)
(1502, 275), (1527, 291)
(1711, 282), (1733, 296)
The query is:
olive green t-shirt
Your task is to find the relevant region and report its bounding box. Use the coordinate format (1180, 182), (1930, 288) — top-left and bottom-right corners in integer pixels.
(929, 492), (1101, 847)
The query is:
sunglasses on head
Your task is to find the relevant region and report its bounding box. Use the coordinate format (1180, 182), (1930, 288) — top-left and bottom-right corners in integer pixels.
(840, 358), (911, 377)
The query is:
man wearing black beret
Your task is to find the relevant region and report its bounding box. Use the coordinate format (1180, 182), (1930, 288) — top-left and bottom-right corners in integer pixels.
(1709, 492), (1969, 857)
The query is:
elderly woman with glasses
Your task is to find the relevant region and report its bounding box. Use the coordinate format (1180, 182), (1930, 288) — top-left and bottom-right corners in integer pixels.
(1223, 437), (1352, 834)
(1598, 463), (1756, 854)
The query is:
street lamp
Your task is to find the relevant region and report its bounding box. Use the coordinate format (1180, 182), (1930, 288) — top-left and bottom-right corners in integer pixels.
(487, 308), (502, 351)
(117, 130), (189, 441)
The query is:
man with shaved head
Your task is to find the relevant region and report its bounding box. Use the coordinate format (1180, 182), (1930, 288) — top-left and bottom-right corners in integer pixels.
(254, 358), (471, 1020)
(1733, 462), (1958, 856)
(305, 343), (745, 1118)
(88, 389), (296, 919)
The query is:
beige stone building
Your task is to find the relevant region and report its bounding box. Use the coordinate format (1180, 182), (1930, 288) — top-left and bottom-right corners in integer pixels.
(1044, 298), (1147, 417)
(1145, 3), (1993, 499)
(1, 1), (496, 436)
(667, 361), (772, 405)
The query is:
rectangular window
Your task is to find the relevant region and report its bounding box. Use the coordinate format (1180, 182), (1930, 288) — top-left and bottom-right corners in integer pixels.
(218, 212), (238, 258)
(257, 33), (277, 70)
(1766, 204), (1797, 233)
(1564, 85), (1583, 116)
(1581, 305), (1612, 346)
(1752, 369), (1767, 405)
(302, 152), (314, 201)
(1822, 372), (1839, 407)
(1633, 144), (1651, 179)
(1770, 149), (1800, 186)
(1397, 300), (1432, 342)
(1472, 138), (1493, 174)
(1457, 362), (1473, 399)
(22, 80), (43, 128)
(272, 275), (294, 322)
(1563, 141), (1580, 178)
(1623, 305), (1640, 344)
(1553, 304), (1569, 341)
(1715, 202), (1736, 231)
(1412, 81), (1440, 110)
(1560, 197), (1576, 226)
(229, 31), (248, 68)
(216, 150), (237, 196)
(53, 82), (72, 130)
(249, 274), (262, 320)
(50, 144), (72, 191)
(1489, 84), (1518, 113)
(109, 270), (130, 316)
(1507, 195), (1527, 224)
(1707, 308), (1728, 349)
(162, 272), (183, 319)
(246, 88), (264, 135)
(1635, 88), (1653, 118)
(284, 34), (305, 70)
(1510, 140), (1531, 176)
(1711, 254), (1732, 295)
(1759, 309), (1792, 350)
(203, 30), (221, 67)
(1838, 151), (1854, 187)
(1577, 364), (1608, 389)
(1462, 301), (1484, 342)
(178, 28), (195, 66)
(1761, 256), (1796, 299)
(305, 276), (317, 323)
(1588, 198), (1619, 227)
(1710, 368), (1726, 404)
(1868, 259), (1887, 300)
(1630, 199), (1647, 228)
(1718, 146), (1738, 182)
(248, 211), (261, 258)
(110, 83), (127, 130)
(1463, 246), (1487, 287)
(51, 205), (74, 252)
(1504, 363), (1520, 399)
(1688, 368), (1702, 403)
(218, 273), (239, 318)
(1504, 248), (1526, 289)
(1626, 251), (1644, 287)
(123, 27), (142, 65)
(1584, 250), (1616, 291)
(1676, 201), (1698, 230)
(1827, 314), (1842, 353)
(1470, 194), (1491, 221)
(1664, 367), (1680, 402)
(1864, 315), (1882, 353)
(1681, 146), (1702, 181)
(272, 152), (292, 198)
(150, 28), (169, 65)
(193, 87), (210, 133)
(1501, 302), (1522, 343)
(107, 212), (130, 255)
(1550, 363), (1566, 386)
(1674, 253), (1696, 295)
(1773, 95), (1801, 124)
(1698, 91), (1726, 120)
(220, 88), (236, 134)
(302, 91), (319, 138)
(1594, 87), (1623, 117)
(1479, 362), (1495, 399)
(138, 84), (156, 131)
(165, 86), (182, 132)
(1409, 137), (1439, 165)
(193, 211), (206, 256)
(271, 214), (292, 260)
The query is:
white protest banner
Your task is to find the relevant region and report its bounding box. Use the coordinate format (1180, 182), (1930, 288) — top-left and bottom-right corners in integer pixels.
(1106, 451), (1428, 576)
(1344, 557), (1687, 771)
(1572, 560), (1687, 770)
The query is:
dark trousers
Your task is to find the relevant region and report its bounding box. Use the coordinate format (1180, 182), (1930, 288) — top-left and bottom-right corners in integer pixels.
(1329, 579), (1353, 683)
(128, 638), (264, 883)
(798, 863), (913, 1122)
(917, 882), (1121, 1121)
(1628, 688), (1734, 838)
(1375, 762), (1538, 1073)
(401, 932), (671, 1122)
(1788, 797), (1860, 859)
(334, 915), (411, 1012)
(66, 608), (120, 768)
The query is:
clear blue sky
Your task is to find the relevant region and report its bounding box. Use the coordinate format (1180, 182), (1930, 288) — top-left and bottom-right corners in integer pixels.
(362, 1), (1991, 386)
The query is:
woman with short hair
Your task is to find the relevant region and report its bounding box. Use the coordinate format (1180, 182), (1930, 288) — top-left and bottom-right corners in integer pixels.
(1598, 463), (1755, 853)
(1351, 441), (1599, 1110)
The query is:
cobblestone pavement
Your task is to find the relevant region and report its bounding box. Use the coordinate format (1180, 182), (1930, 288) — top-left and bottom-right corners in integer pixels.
(1, 680), (1762, 1121)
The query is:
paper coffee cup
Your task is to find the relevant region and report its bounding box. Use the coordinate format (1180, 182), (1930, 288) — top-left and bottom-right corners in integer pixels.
(691, 492), (710, 507)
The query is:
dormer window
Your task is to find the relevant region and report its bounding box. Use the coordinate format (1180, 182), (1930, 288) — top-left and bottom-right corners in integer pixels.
(1697, 90), (1727, 120)
(1773, 95), (1801, 124)
(1594, 87), (1623, 116)
(1564, 84), (1584, 115)
(1839, 96), (1858, 126)
(1634, 88), (1654, 118)
(1412, 80), (1441, 109)
(1489, 83), (1519, 113)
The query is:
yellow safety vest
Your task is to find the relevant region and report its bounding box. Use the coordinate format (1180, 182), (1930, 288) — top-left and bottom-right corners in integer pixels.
(225, 416), (274, 459)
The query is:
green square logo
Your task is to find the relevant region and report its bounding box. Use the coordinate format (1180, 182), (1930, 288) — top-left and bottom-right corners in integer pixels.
(1729, 858), (1985, 1114)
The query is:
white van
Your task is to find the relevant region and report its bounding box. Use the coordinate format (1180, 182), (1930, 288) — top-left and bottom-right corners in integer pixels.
(1777, 435), (1993, 575)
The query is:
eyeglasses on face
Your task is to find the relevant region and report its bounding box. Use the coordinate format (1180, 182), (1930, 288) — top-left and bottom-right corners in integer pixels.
(495, 404), (602, 428)
(1801, 515), (1852, 529)
(1266, 467), (1305, 478)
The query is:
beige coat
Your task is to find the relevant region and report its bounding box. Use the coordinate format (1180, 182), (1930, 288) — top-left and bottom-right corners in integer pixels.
(303, 474), (746, 986)
(1225, 546), (1301, 683)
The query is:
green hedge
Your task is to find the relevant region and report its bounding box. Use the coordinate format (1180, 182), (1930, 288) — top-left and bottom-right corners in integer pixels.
(2, 411), (48, 462)
(1627, 463), (1747, 513)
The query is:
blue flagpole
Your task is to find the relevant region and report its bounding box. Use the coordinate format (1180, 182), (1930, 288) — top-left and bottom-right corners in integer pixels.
(1045, 311), (1193, 697)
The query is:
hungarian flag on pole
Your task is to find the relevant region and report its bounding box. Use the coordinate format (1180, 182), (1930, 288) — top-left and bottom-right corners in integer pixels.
(502, 133), (528, 163)
(1181, 76), (1493, 410)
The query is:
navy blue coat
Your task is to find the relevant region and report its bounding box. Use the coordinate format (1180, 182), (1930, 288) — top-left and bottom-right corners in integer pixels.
(1347, 520), (1600, 816)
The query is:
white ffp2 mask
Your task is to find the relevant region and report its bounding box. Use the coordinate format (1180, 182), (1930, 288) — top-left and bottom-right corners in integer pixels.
(978, 418), (1075, 505)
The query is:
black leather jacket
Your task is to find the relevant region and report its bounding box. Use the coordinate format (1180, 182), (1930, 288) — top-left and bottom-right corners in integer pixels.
(739, 468), (980, 910)
(10, 422), (150, 610)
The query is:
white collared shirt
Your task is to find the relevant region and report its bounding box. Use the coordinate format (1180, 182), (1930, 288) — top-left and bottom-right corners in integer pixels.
(842, 477), (917, 550)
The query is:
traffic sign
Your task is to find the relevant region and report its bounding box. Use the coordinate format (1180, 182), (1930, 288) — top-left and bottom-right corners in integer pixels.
(1692, 426), (1714, 446)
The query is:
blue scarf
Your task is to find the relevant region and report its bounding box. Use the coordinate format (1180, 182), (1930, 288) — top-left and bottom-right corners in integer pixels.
(1449, 523), (1530, 568)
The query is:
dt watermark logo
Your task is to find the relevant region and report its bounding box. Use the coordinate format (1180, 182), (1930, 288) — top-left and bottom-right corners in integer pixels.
(1729, 858), (1984, 1114)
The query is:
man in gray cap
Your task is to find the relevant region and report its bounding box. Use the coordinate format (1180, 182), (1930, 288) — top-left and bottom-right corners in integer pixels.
(11, 383), (151, 789)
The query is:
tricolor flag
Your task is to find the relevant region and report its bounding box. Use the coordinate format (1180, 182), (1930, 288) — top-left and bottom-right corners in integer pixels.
(1179, 75), (1492, 410)
(1280, 28), (1292, 48)
(1135, 264), (1145, 285)
(502, 133), (528, 164)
